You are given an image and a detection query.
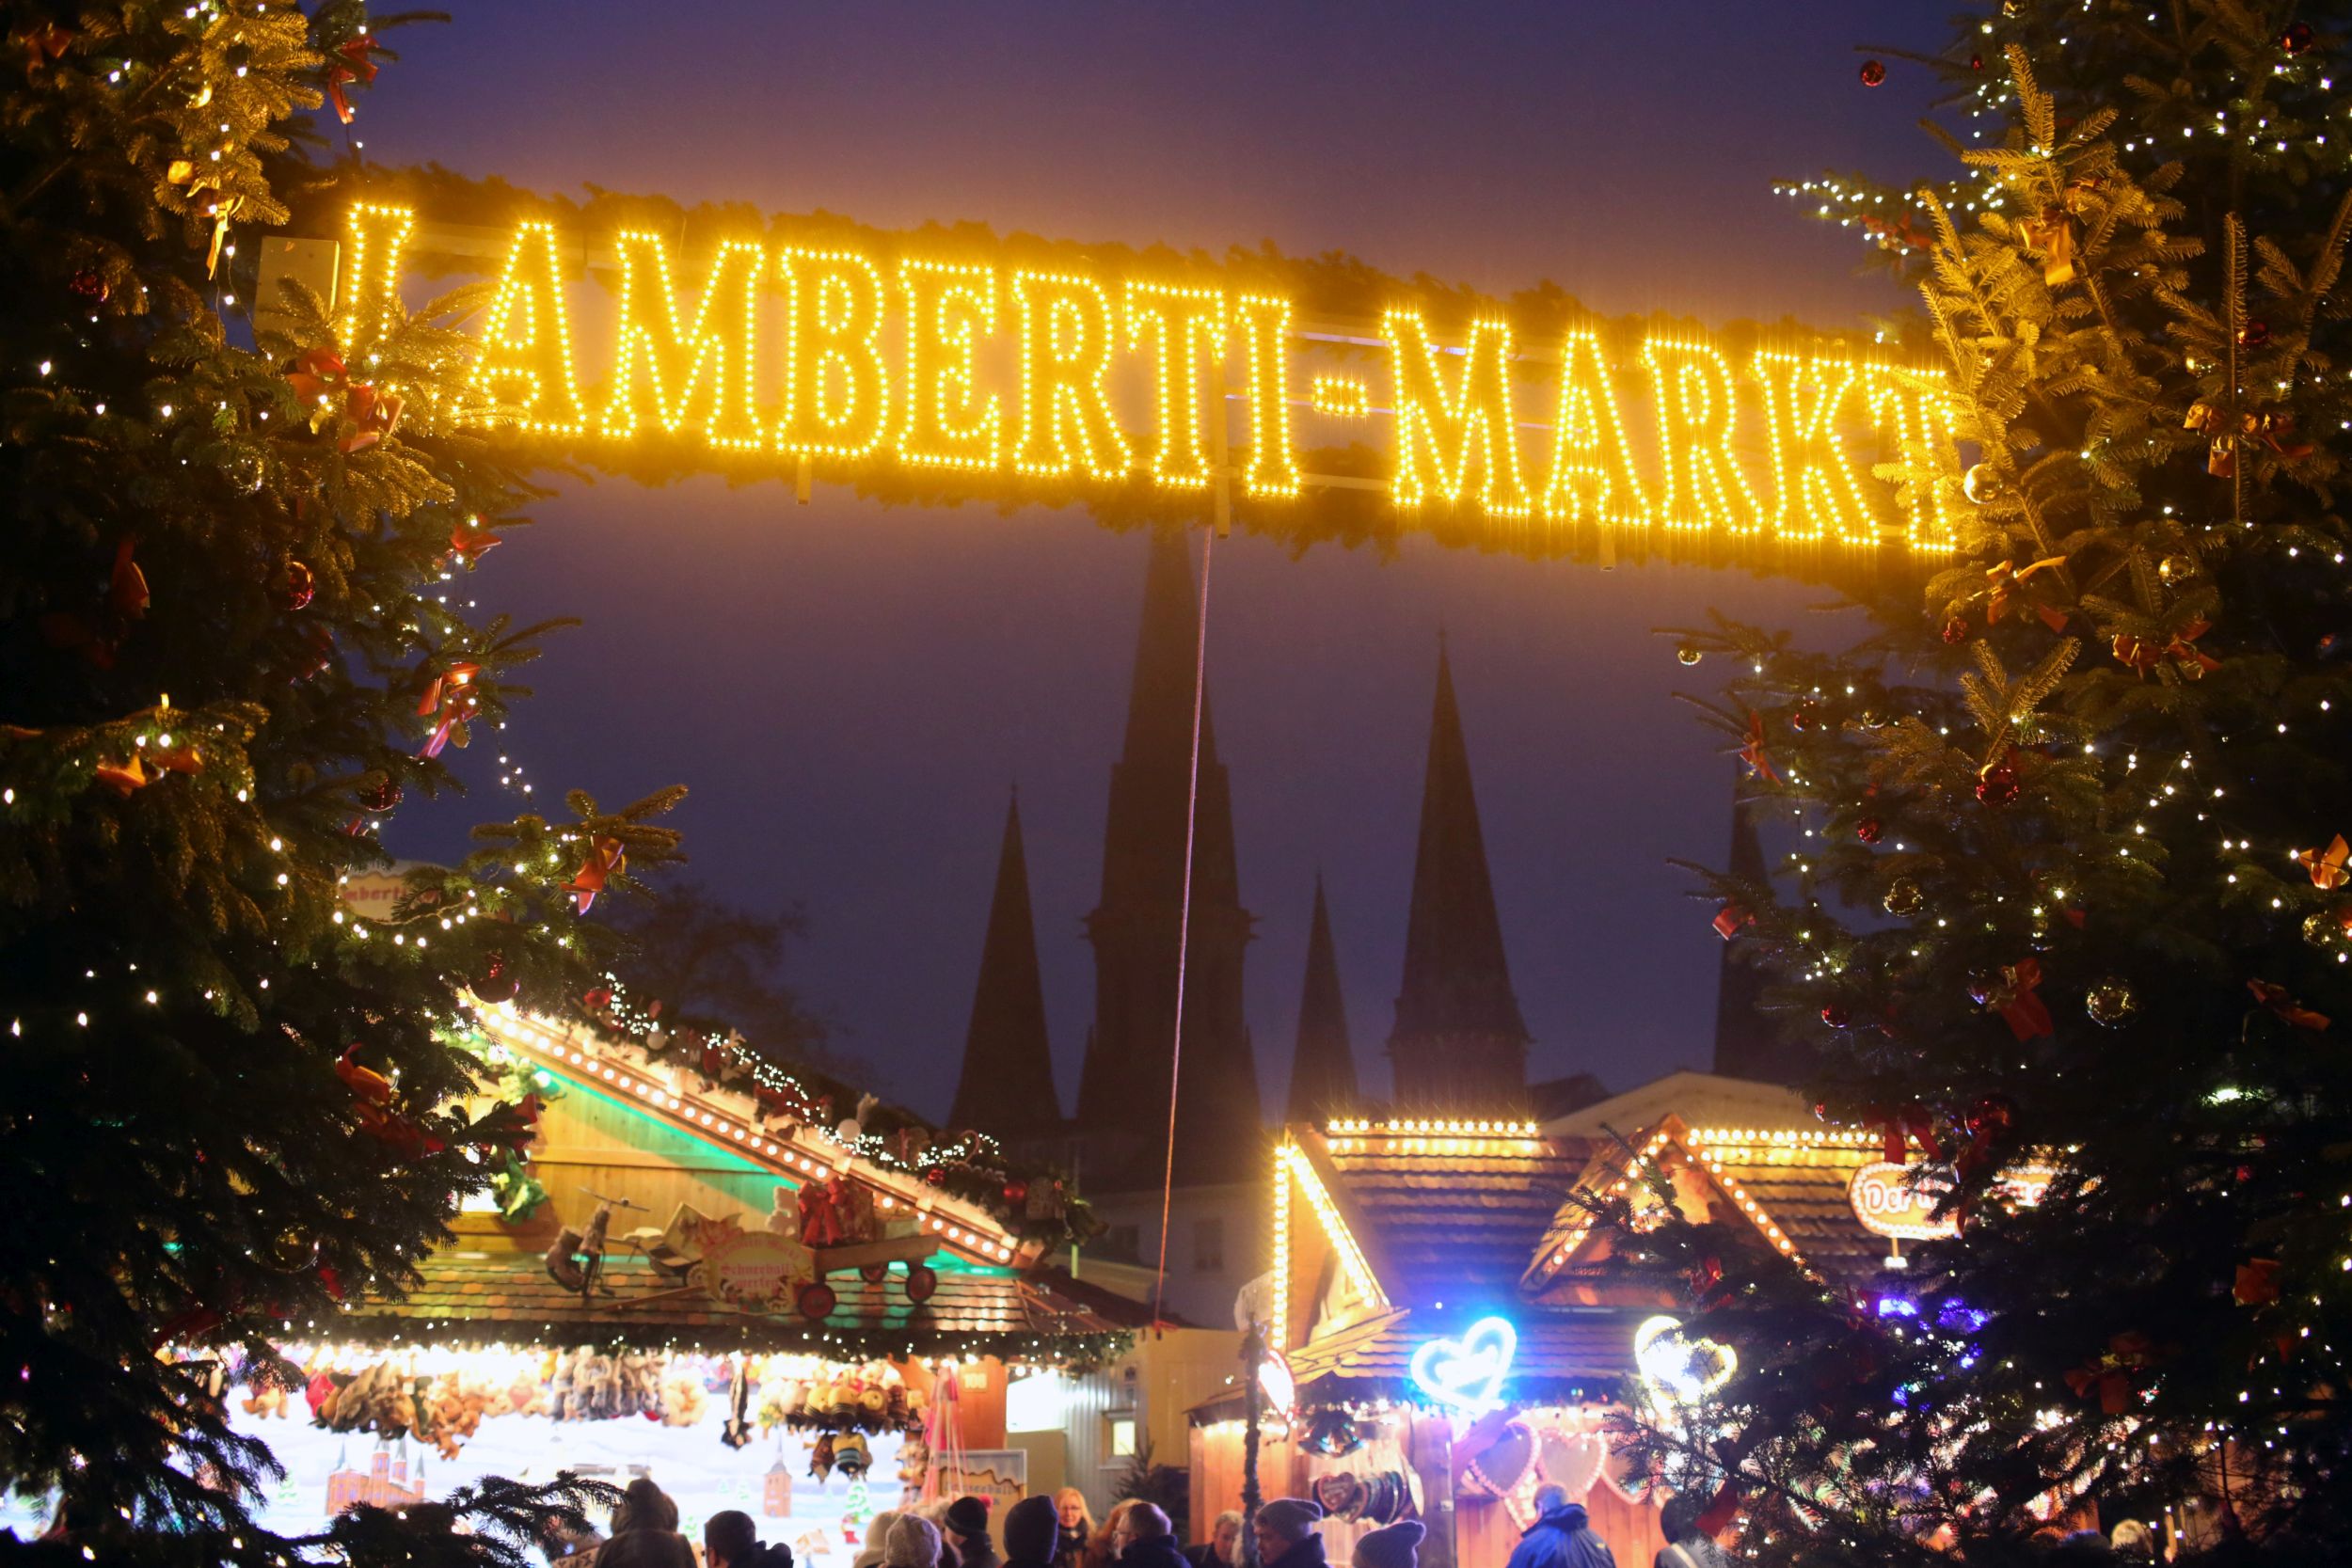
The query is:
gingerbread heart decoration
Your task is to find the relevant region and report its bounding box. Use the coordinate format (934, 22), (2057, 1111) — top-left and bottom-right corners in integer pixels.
(1537, 1431), (1607, 1501)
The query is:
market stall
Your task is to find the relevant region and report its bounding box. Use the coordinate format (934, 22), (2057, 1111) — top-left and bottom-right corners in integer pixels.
(18, 999), (1150, 1548)
(1194, 1108), (1941, 1568)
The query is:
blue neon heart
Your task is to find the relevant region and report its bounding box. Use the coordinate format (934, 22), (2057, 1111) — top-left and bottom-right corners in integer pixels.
(1408, 1316), (1518, 1414)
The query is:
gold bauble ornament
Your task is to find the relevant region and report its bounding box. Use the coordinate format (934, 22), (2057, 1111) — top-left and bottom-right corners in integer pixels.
(2085, 976), (2138, 1027)
(1676, 644), (1704, 667)
(1883, 878), (1924, 918)
(2158, 553), (2197, 587)
(1962, 464), (2005, 505)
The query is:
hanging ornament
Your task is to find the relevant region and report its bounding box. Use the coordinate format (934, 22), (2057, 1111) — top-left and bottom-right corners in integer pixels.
(2237, 319), (2270, 349)
(2301, 909), (2352, 947)
(2084, 976), (2137, 1027)
(1856, 708), (1890, 730)
(358, 773), (403, 814)
(1855, 817), (1883, 845)
(1820, 1004), (1851, 1029)
(924, 1166), (946, 1188)
(2157, 553), (2198, 588)
(1883, 878), (1923, 918)
(1941, 617), (1969, 645)
(1961, 463), (2005, 506)
(69, 268), (108, 303)
(2282, 20), (2316, 54)
(278, 560), (315, 611)
(565, 835), (626, 914)
(1963, 1093), (2016, 1140)
(1859, 59), (1886, 86)
(474, 951), (520, 1005)
(1001, 1179), (1029, 1209)
(1968, 52), (1985, 71)
(1789, 702), (1820, 732)
(1972, 959), (2055, 1040)
(1675, 643), (1703, 667)
(1975, 753), (2022, 806)
(1712, 903), (1754, 940)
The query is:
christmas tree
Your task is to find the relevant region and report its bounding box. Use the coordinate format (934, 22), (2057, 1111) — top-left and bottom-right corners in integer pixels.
(0, 3), (677, 1561)
(1619, 3), (2352, 1561)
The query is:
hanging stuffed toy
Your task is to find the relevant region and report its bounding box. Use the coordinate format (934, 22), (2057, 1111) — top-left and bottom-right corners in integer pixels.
(808, 1432), (837, 1481)
(834, 1432), (871, 1478)
(722, 1363), (755, 1450)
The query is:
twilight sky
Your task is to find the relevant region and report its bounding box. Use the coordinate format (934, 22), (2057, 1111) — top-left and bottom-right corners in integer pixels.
(375, 1), (1940, 1124)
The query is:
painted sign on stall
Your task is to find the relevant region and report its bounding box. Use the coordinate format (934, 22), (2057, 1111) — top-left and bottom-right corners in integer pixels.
(1847, 1162), (2055, 1242)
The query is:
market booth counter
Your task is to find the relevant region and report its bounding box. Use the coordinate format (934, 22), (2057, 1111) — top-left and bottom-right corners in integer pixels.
(1194, 1111), (1922, 1568)
(153, 1001), (1152, 1555)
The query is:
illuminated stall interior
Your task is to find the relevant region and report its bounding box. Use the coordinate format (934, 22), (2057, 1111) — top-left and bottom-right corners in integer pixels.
(177, 1002), (1151, 1554)
(1193, 1108), (1921, 1568)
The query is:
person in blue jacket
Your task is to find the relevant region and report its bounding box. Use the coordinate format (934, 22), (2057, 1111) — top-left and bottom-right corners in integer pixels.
(1502, 1486), (1618, 1568)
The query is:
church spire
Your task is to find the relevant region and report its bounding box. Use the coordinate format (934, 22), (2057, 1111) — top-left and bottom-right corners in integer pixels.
(949, 791), (1062, 1139)
(1286, 876), (1358, 1123)
(1711, 771), (1806, 1083)
(1388, 641), (1530, 1105)
(1078, 529), (1259, 1187)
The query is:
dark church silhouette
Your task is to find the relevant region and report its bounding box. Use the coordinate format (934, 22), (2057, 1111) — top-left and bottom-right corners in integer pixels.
(948, 532), (1783, 1223)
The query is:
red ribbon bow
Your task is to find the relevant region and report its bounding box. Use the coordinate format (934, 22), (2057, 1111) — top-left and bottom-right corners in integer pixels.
(2234, 1258), (2281, 1307)
(2112, 620), (2216, 679)
(1982, 958), (2055, 1041)
(1870, 1104), (1945, 1166)
(2064, 1331), (2156, 1415)
(1983, 556), (2070, 631)
(2249, 978), (2329, 1033)
(326, 37), (378, 124)
(286, 346), (404, 452)
(447, 518), (503, 568)
(2295, 834), (2349, 890)
(799, 1180), (849, 1248)
(1738, 711), (1777, 784)
(567, 836), (626, 914)
(414, 662), (481, 758)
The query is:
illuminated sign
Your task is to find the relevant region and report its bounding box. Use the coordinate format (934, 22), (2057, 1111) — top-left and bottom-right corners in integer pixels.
(1409, 1315), (1518, 1414)
(321, 202), (1965, 557)
(1631, 1313), (1736, 1404)
(1847, 1161), (2054, 1242)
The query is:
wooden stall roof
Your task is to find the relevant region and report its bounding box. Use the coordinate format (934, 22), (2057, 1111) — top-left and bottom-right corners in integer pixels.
(1523, 1117), (1898, 1293)
(342, 1244), (1148, 1355)
(1311, 1120), (1586, 1307)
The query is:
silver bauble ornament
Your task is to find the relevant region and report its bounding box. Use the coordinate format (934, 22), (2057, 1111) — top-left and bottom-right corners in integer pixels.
(2085, 976), (2138, 1027)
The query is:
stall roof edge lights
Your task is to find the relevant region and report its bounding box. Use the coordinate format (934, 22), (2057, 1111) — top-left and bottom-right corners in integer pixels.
(1523, 1114), (1822, 1292)
(469, 1000), (1025, 1268)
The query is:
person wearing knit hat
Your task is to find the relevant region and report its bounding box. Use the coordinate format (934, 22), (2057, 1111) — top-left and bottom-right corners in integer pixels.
(856, 1512), (906, 1568)
(946, 1496), (1000, 1568)
(1252, 1499), (1327, 1568)
(1003, 1495), (1063, 1568)
(887, 1513), (945, 1568)
(1352, 1521), (1425, 1568)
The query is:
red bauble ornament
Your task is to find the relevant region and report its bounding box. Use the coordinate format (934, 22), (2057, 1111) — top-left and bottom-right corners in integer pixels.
(1856, 817), (1883, 844)
(1812, 1100), (1833, 1122)
(69, 268), (108, 302)
(1976, 763), (2021, 806)
(1963, 1093), (2017, 1139)
(1859, 59), (1886, 87)
(1790, 704), (1820, 732)
(278, 560), (314, 611)
(2282, 21), (2314, 55)
(1968, 53), (1984, 71)
(924, 1166), (946, 1188)
(1820, 1004), (1852, 1029)
(2238, 319), (2270, 349)
(474, 951), (519, 1005)
(1941, 617), (1969, 645)
(1002, 1179), (1029, 1209)
(358, 774), (403, 814)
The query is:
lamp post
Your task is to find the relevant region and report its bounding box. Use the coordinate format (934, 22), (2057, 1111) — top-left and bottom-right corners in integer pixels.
(1241, 1315), (1266, 1568)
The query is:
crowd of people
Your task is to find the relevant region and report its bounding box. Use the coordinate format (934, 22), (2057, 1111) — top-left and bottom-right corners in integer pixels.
(530, 1477), (2175, 1568)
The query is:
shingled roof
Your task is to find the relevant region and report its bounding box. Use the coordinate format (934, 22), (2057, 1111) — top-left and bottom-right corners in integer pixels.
(1313, 1118), (1584, 1305)
(342, 1244), (1146, 1356)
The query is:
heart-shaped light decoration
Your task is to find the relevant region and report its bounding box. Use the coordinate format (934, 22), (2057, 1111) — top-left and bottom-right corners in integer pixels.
(1409, 1315), (1518, 1415)
(1537, 1431), (1607, 1501)
(1632, 1313), (1737, 1403)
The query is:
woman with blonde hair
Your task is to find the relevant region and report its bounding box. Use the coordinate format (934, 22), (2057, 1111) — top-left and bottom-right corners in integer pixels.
(1053, 1489), (1094, 1568)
